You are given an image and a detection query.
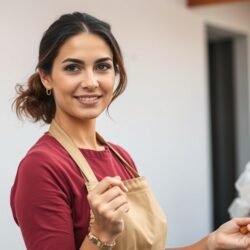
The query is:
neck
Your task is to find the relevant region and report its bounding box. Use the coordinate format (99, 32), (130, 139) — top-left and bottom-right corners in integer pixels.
(54, 113), (103, 150)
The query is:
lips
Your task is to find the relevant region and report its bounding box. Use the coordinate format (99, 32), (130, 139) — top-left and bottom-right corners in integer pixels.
(74, 95), (102, 105)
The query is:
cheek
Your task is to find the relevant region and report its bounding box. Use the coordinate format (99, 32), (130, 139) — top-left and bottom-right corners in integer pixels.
(51, 80), (72, 105)
(102, 74), (115, 93)
(54, 74), (79, 93)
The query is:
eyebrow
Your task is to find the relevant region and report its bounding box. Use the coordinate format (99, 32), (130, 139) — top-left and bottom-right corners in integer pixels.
(62, 57), (113, 64)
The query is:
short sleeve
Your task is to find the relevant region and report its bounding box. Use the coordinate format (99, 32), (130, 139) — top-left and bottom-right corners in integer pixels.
(12, 152), (76, 250)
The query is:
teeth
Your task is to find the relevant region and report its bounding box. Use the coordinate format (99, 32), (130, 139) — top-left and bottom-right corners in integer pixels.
(77, 96), (99, 104)
(79, 97), (98, 101)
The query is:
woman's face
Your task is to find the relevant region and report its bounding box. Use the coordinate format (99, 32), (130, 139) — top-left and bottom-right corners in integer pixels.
(41, 32), (116, 122)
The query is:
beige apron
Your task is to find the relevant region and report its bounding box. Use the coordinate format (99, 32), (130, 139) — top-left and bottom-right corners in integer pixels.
(49, 120), (167, 250)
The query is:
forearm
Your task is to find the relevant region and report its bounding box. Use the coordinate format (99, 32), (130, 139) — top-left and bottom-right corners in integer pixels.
(167, 236), (209, 250)
(79, 236), (100, 250)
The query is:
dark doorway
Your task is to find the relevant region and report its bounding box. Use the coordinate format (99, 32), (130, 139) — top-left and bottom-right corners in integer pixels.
(208, 39), (237, 229)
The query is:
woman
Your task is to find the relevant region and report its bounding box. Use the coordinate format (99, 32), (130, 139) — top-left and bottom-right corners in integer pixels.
(10, 12), (250, 250)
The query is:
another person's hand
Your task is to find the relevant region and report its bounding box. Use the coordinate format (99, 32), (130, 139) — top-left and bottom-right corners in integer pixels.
(207, 217), (250, 250)
(87, 176), (129, 243)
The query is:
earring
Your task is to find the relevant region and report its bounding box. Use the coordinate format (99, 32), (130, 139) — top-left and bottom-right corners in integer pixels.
(46, 88), (52, 96)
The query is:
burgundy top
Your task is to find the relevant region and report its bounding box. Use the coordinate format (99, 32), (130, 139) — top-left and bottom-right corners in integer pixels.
(10, 132), (137, 250)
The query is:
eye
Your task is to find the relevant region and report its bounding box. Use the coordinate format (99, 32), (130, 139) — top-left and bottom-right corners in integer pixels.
(96, 63), (112, 71)
(64, 64), (81, 72)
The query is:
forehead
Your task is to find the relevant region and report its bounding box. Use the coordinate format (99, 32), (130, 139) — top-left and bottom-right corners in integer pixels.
(56, 33), (113, 61)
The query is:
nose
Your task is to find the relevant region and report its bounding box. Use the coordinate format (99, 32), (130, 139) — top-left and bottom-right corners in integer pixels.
(81, 69), (99, 90)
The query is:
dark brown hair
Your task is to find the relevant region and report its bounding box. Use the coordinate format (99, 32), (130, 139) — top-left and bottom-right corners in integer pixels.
(14, 12), (127, 123)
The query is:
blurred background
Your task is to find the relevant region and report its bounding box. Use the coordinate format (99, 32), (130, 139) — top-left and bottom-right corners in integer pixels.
(1, 0), (250, 248)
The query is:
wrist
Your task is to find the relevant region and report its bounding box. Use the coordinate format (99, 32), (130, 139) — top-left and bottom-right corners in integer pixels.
(87, 231), (116, 250)
(207, 232), (216, 250)
(90, 225), (117, 243)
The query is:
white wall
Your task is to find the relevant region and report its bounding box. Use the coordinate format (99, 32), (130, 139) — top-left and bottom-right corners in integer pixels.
(1, 0), (250, 249)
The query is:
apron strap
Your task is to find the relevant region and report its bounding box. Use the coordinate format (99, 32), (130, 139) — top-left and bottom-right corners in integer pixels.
(49, 119), (98, 183)
(96, 133), (139, 178)
(49, 119), (139, 183)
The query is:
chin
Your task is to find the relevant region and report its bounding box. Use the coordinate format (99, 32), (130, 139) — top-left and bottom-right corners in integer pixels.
(80, 112), (102, 120)
(72, 107), (106, 121)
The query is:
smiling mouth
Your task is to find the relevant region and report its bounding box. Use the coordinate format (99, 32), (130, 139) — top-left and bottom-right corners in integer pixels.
(75, 95), (102, 105)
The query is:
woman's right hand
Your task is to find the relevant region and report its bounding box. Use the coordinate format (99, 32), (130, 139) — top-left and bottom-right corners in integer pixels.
(87, 176), (129, 243)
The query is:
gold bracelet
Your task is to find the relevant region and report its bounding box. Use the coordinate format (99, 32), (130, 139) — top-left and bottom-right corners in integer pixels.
(87, 231), (116, 249)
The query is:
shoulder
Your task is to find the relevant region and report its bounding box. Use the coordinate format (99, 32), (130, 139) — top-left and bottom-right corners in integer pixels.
(26, 132), (66, 158)
(108, 142), (137, 171)
(18, 132), (73, 178)
(12, 133), (74, 209)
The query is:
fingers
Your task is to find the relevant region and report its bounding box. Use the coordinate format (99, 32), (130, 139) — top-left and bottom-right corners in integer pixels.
(99, 201), (129, 222)
(213, 230), (250, 249)
(107, 192), (128, 211)
(87, 176), (129, 215)
(233, 217), (250, 226)
(213, 218), (250, 249)
(101, 185), (126, 203)
(221, 217), (250, 233)
(92, 176), (128, 195)
(112, 202), (129, 219)
(233, 218), (250, 235)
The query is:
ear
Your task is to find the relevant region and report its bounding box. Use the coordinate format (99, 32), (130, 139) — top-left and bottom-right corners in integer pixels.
(38, 69), (53, 90)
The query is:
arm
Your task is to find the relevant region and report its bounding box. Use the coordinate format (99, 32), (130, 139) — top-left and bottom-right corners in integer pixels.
(13, 151), (130, 250)
(167, 218), (250, 250)
(14, 153), (76, 250)
(167, 237), (209, 250)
